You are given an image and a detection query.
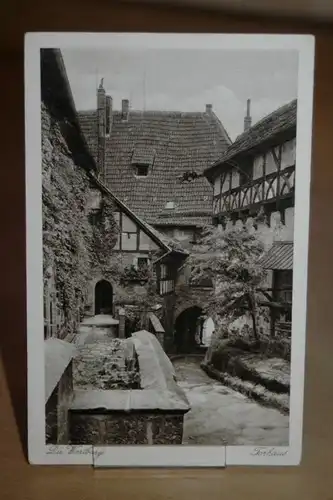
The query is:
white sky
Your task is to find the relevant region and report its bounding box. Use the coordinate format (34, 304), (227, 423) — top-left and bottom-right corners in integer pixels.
(62, 48), (298, 140)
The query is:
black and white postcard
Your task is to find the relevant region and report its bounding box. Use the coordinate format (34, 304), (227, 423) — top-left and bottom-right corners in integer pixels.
(25, 33), (315, 467)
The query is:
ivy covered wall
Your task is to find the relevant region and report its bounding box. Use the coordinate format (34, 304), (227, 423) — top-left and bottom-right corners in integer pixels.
(42, 103), (119, 336)
(42, 102), (167, 338)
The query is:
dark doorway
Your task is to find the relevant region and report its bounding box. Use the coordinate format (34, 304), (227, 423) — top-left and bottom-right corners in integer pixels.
(174, 306), (203, 354)
(94, 280), (113, 315)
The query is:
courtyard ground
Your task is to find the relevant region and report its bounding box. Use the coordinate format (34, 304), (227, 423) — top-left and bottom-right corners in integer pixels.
(173, 357), (289, 446)
(73, 317), (289, 446)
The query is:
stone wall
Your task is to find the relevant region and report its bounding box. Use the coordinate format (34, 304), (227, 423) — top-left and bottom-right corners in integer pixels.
(42, 103), (164, 333)
(73, 335), (140, 390)
(85, 275), (155, 318)
(220, 208), (294, 339)
(57, 363), (74, 443)
(250, 207), (294, 250)
(45, 362), (74, 444)
(68, 331), (190, 445)
(45, 338), (76, 444)
(221, 207), (294, 251)
(42, 103), (121, 336)
(69, 412), (184, 445)
(45, 388), (58, 444)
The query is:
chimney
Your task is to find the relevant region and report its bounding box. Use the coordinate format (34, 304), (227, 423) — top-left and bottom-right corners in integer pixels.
(97, 78), (106, 138)
(121, 99), (129, 119)
(105, 95), (113, 136)
(97, 78), (106, 180)
(206, 104), (213, 114)
(244, 98), (252, 132)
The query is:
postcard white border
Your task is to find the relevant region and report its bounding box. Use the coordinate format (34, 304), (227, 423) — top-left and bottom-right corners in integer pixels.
(25, 32), (314, 467)
(93, 446), (225, 468)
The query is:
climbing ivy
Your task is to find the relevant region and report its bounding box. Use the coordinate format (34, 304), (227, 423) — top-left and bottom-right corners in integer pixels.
(119, 264), (149, 286)
(42, 106), (119, 333)
(42, 104), (164, 335)
(90, 197), (119, 268)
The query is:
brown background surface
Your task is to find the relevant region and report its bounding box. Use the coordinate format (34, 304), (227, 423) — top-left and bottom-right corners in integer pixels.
(1, 2), (333, 498)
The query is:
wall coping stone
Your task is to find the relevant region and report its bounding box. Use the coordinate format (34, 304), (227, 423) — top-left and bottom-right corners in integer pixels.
(70, 388), (189, 413)
(131, 331), (180, 391)
(45, 338), (76, 403)
(148, 313), (165, 334)
(70, 330), (190, 413)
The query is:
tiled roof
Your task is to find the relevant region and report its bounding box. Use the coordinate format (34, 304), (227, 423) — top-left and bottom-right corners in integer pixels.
(205, 99), (297, 177)
(90, 173), (188, 255)
(78, 109), (231, 227)
(131, 147), (156, 166)
(43, 49), (188, 257)
(153, 214), (212, 227)
(260, 241), (293, 270)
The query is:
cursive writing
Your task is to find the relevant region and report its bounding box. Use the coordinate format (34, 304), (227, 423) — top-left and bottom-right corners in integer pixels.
(46, 444), (105, 460)
(250, 447), (288, 457)
(46, 445), (93, 455)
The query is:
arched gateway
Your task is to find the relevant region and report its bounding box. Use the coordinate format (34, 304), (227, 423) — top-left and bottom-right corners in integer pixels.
(94, 279), (113, 315)
(174, 306), (203, 354)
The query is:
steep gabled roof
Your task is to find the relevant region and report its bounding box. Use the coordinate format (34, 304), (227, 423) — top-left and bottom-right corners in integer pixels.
(205, 99), (297, 179)
(78, 108), (231, 227)
(42, 49), (187, 257)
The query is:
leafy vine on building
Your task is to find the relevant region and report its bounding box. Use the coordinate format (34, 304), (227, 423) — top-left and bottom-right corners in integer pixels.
(41, 49), (190, 343)
(42, 103), (120, 335)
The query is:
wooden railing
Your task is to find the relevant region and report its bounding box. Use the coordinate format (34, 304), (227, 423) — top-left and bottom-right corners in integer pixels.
(213, 165), (295, 216)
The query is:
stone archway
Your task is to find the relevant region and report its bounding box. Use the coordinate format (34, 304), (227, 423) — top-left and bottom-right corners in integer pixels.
(174, 306), (203, 354)
(94, 279), (113, 315)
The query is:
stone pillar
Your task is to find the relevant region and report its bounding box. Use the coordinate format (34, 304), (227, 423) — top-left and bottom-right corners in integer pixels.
(118, 308), (126, 339)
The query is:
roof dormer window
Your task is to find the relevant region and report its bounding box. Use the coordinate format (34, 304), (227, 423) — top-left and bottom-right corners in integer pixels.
(131, 147), (155, 178)
(135, 164), (149, 177)
(165, 201), (175, 209)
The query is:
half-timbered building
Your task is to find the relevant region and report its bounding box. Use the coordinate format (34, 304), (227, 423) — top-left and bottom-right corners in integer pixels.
(77, 80), (232, 352)
(204, 99), (297, 337)
(78, 82), (231, 249)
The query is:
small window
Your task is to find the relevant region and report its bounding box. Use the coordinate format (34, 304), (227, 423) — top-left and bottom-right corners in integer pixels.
(165, 201), (175, 209)
(135, 165), (149, 177)
(160, 264), (167, 279)
(89, 209), (102, 226)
